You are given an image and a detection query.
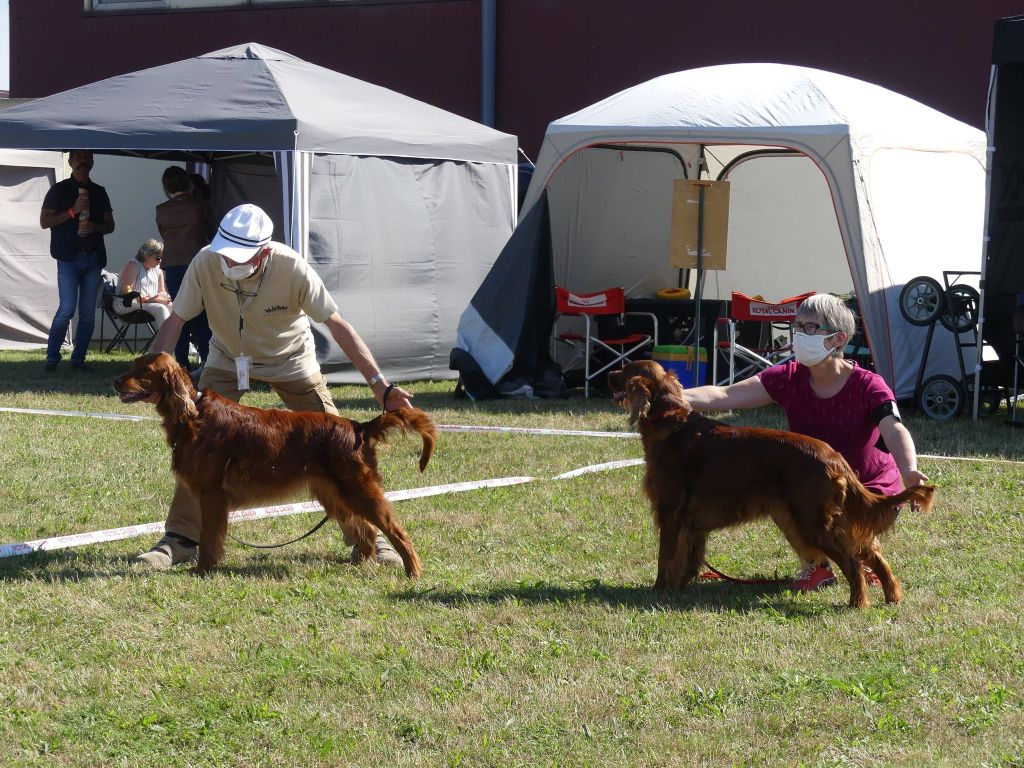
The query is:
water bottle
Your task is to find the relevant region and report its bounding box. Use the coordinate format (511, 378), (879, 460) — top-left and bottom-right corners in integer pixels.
(77, 187), (90, 236)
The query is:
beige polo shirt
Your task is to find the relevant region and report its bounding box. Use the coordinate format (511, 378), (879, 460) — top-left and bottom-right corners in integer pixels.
(174, 243), (338, 382)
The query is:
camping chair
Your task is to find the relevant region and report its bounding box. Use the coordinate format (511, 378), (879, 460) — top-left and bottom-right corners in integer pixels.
(553, 286), (658, 397)
(712, 291), (813, 385)
(99, 270), (157, 354)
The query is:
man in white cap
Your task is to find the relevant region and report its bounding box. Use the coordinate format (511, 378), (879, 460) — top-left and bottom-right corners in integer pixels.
(134, 203), (413, 570)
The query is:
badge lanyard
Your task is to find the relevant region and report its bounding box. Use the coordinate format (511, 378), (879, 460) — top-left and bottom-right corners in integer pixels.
(230, 263), (268, 391)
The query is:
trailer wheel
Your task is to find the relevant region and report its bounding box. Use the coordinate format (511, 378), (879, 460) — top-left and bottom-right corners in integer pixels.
(919, 374), (964, 420)
(899, 276), (945, 326)
(938, 284), (980, 333)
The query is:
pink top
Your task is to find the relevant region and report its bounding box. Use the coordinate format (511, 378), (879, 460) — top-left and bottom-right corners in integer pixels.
(758, 361), (902, 494)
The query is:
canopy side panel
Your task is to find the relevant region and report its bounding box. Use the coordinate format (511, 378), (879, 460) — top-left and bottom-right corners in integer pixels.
(307, 155), (514, 383)
(0, 163), (60, 348)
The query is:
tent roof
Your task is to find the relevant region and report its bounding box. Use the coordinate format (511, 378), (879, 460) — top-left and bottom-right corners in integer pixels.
(544, 62), (985, 156)
(0, 43), (517, 164)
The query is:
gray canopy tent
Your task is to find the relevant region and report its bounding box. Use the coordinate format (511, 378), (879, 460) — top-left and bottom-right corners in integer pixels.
(0, 43), (518, 381)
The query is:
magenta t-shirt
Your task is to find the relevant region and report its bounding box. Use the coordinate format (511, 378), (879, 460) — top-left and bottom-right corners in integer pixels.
(758, 361), (902, 494)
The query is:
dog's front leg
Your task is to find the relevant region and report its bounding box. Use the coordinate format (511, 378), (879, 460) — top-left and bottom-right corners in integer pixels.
(196, 490), (230, 576)
(653, 505), (683, 590)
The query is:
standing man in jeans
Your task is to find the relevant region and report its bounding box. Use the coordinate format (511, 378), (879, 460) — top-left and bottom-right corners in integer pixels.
(40, 150), (115, 371)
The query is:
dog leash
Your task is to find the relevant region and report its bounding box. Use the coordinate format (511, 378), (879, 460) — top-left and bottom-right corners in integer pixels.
(699, 562), (789, 585)
(231, 384), (399, 551)
(229, 515), (332, 549)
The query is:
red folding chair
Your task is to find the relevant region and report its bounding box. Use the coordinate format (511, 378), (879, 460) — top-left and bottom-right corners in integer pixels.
(554, 286), (658, 397)
(713, 291), (814, 385)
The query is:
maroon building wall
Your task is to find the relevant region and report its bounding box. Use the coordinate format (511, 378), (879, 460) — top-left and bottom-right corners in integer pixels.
(10, 0), (1024, 157)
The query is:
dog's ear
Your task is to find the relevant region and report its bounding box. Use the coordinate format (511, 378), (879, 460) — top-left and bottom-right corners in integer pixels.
(625, 376), (653, 424)
(162, 360), (198, 421)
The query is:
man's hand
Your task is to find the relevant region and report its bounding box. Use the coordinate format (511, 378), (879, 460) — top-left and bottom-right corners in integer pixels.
(373, 380), (413, 411)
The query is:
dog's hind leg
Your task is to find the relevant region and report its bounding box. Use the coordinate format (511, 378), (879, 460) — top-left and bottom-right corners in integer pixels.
(822, 545), (869, 608)
(316, 481), (422, 579)
(196, 490), (230, 576)
(864, 546), (902, 605)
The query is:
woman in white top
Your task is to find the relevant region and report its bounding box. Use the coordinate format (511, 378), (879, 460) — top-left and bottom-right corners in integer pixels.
(115, 238), (173, 327)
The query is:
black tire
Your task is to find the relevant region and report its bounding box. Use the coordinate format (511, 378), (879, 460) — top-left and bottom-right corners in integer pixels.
(919, 374), (964, 420)
(899, 276), (945, 326)
(938, 284), (980, 333)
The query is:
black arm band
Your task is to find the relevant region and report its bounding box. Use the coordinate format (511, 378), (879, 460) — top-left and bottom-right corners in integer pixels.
(871, 400), (901, 426)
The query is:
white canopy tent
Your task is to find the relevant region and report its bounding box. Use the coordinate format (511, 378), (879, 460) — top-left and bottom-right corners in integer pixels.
(459, 63), (986, 399)
(0, 44), (519, 381)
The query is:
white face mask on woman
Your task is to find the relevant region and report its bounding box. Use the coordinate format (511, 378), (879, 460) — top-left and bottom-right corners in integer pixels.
(792, 330), (839, 367)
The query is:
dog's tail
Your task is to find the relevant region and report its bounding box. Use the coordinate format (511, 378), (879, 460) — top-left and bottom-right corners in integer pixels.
(362, 408), (437, 472)
(855, 482), (936, 525)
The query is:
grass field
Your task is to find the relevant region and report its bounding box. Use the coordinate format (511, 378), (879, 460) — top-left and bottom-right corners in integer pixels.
(1, 349), (1022, 767)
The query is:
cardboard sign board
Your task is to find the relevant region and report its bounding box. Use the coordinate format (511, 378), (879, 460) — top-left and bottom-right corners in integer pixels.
(669, 179), (730, 270)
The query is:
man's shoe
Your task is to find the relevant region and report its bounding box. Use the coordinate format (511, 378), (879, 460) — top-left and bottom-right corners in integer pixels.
(792, 563), (837, 591)
(351, 534), (404, 567)
(132, 535), (198, 570)
(70, 361), (92, 372)
(43, 359), (58, 372)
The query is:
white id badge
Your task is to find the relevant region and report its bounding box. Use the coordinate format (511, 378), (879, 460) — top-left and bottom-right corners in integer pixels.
(235, 354), (252, 391)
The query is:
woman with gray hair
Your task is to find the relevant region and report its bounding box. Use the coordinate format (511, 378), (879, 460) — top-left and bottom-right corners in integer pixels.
(678, 292), (928, 591)
(114, 238), (173, 327)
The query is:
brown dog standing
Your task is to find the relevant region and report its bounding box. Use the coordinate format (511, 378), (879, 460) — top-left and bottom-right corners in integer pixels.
(608, 360), (934, 608)
(114, 352), (435, 577)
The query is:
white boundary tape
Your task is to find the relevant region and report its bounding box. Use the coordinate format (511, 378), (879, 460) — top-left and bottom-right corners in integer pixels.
(2, 403), (1021, 560)
(0, 475), (538, 559)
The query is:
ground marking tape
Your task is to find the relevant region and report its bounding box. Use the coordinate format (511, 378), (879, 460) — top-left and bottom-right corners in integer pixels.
(0, 475), (537, 559)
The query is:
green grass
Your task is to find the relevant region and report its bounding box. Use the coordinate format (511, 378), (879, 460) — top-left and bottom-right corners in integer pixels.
(1, 349), (1023, 767)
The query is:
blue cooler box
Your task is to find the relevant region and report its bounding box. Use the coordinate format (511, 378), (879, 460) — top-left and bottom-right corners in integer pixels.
(651, 345), (707, 388)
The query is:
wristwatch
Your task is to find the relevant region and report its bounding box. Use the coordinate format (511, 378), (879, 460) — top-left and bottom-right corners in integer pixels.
(368, 372), (385, 387)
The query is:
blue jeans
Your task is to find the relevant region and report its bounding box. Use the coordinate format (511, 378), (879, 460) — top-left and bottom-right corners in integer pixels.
(163, 264), (211, 368)
(47, 252), (103, 365)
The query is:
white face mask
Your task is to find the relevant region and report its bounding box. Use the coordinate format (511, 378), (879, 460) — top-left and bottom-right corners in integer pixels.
(220, 257), (258, 281)
(792, 330), (839, 367)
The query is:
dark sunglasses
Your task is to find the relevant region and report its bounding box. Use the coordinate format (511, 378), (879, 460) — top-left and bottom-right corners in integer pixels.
(792, 321), (835, 335)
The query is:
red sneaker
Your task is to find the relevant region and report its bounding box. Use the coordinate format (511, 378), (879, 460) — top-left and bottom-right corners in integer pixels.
(792, 563), (837, 591)
(861, 563), (882, 586)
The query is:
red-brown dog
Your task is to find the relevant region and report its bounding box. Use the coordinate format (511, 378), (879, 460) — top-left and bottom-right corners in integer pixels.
(608, 360), (934, 607)
(114, 352), (435, 577)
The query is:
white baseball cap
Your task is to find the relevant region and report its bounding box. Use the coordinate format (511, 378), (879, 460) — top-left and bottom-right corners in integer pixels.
(210, 204), (274, 263)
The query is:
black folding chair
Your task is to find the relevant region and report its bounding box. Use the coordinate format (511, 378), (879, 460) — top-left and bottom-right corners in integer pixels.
(100, 277), (156, 354)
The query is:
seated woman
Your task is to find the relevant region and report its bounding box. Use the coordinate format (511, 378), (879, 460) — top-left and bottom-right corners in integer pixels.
(115, 238), (173, 327)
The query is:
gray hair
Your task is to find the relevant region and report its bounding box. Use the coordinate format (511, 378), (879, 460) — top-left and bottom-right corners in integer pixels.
(797, 293), (856, 357)
(136, 238), (164, 262)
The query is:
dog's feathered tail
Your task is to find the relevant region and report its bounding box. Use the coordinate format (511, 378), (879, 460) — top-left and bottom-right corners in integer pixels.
(362, 408), (437, 472)
(850, 482), (936, 533)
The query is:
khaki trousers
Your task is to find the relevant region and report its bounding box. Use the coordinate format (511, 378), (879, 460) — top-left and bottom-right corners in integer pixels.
(164, 366), (344, 543)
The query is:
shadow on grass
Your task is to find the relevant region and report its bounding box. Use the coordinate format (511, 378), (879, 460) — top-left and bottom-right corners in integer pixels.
(0, 548), (388, 583)
(393, 578), (848, 617)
